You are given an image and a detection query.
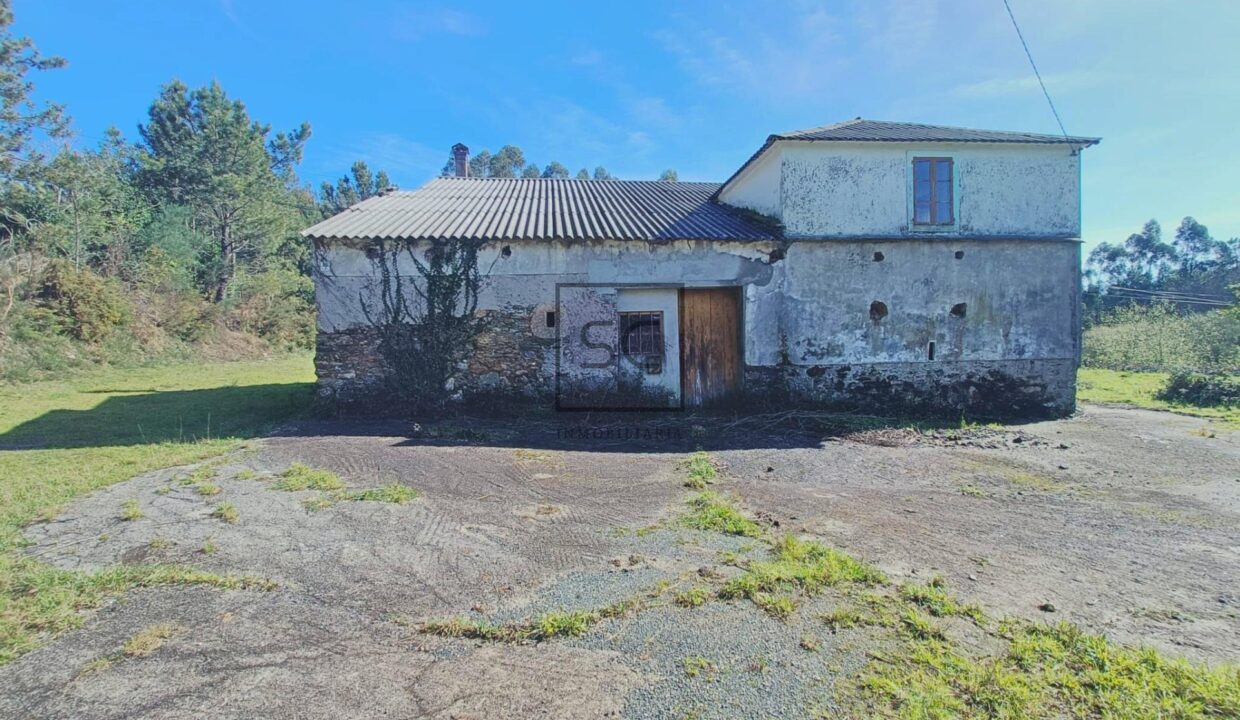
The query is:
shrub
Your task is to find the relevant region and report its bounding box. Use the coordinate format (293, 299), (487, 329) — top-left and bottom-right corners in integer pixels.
(154, 291), (218, 343)
(1157, 371), (1240, 407)
(32, 260), (131, 343)
(227, 268), (314, 349)
(1083, 302), (1239, 372)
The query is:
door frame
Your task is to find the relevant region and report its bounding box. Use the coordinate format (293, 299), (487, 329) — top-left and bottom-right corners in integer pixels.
(678, 284), (745, 408)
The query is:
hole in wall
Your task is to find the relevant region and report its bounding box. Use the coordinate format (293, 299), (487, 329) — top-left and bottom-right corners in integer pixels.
(869, 301), (888, 322)
(954, 250), (964, 260)
(364, 246), (381, 260)
(545, 311), (557, 328)
(928, 341), (936, 361)
(873, 251), (884, 262)
(501, 245), (512, 258)
(767, 248), (787, 264)
(950, 303), (967, 318)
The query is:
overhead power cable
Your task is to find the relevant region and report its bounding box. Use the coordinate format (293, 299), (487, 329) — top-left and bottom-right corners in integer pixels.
(1109, 286), (1235, 304)
(1002, 0), (1069, 139)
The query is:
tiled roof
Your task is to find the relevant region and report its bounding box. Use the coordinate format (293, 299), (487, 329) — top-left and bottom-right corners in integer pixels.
(303, 177), (779, 242)
(775, 118), (1100, 145)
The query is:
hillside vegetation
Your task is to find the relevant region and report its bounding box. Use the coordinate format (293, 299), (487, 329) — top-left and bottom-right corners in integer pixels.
(1079, 213), (1239, 417)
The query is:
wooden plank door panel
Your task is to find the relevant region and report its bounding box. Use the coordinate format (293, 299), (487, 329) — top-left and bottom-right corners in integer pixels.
(680, 288), (741, 407)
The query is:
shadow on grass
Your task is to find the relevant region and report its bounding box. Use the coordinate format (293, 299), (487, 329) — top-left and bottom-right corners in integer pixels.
(0, 383), (314, 450)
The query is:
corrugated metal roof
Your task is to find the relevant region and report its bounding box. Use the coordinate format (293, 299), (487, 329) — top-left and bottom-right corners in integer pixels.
(716, 118), (1100, 200)
(775, 118), (1100, 145)
(303, 177), (780, 242)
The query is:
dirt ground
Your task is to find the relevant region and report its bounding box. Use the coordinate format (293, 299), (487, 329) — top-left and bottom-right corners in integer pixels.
(2, 404), (1237, 719)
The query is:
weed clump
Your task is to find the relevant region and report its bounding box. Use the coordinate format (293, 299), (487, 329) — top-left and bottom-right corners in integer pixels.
(680, 491), (763, 537)
(210, 502), (238, 524)
(120, 499), (143, 521)
(683, 655), (717, 678)
(722, 534), (886, 612)
(345, 483), (418, 504)
(899, 578), (985, 622)
(674, 587), (711, 608)
(122, 623), (182, 657)
(274, 463), (343, 492)
(853, 619), (1240, 719)
(684, 452), (718, 489)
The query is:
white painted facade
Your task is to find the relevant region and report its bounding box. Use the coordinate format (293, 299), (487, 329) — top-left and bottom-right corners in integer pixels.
(719, 140), (1082, 238)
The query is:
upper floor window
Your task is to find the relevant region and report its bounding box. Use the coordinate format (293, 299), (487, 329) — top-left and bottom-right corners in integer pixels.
(913, 158), (953, 225)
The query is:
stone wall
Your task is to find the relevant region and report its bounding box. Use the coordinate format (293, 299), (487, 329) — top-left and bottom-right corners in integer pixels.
(314, 305), (556, 409)
(464, 306), (556, 398)
(314, 325), (385, 404)
(745, 358), (1076, 418)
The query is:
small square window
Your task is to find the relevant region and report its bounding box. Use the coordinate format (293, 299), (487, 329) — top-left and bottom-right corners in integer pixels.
(618, 311), (664, 358)
(912, 158), (953, 226)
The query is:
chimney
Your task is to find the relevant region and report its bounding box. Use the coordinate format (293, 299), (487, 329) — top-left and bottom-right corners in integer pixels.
(452, 143), (469, 177)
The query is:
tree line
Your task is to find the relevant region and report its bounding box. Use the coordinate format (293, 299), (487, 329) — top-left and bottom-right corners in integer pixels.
(437, 144), (677, 182)
(1084, 216), (1239, 322)
(0, 1), (682, 381)
(0, 2), (343, 378)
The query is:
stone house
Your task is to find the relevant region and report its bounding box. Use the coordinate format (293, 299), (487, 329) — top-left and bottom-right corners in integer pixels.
(303, 119), (1099, 416)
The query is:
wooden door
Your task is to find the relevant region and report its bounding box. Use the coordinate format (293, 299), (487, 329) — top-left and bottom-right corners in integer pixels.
(679, 287), (742, 407)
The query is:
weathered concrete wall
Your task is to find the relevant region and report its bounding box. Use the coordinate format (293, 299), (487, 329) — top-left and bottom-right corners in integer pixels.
(717, 146), (782, 219)
(745, 239), (1081, 366)
(313, 235), (1080, 417)
(722, 140), (1082, 239)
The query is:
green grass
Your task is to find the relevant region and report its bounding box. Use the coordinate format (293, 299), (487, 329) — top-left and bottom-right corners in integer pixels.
(80, 622), (185, 675)
(421, 609), (604, 643)
(344, 483), (418, 504)
(294, 482), (420, 512)
(274, 462), (344, 492)
(684, 451), (718, 489)
(1078, 368), (1238, 425)
(120, 498), (143, 521)
(722, 534), (887, 615)
(899, 578), (984, 622)
(420, 596), (649, 645)
(673, 586), (711, 608)
(680, 491), (764, 537)
(0, 562), (275, 663)
(682, 655), (717, 678)
(854, 620), (1240, 719)
(120, 622), (182, 657)
(0, 354), (311, 664)
(210, 502), (239, 523)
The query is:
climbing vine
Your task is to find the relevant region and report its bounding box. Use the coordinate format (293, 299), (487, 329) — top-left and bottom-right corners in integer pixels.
(360, 238), (486, 410)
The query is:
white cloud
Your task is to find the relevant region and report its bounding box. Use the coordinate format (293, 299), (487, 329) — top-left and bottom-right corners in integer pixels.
(951, 70), (1107, 99)
(483, 95), (662, 176)
(218, 0), (263, 42)
(314, 133), (444, 188)
(391, 7), (487, 42)
(651, 4), (852, 101)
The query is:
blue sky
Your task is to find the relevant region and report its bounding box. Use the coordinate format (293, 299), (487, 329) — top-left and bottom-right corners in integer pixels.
(14, 0), (1240, 251)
